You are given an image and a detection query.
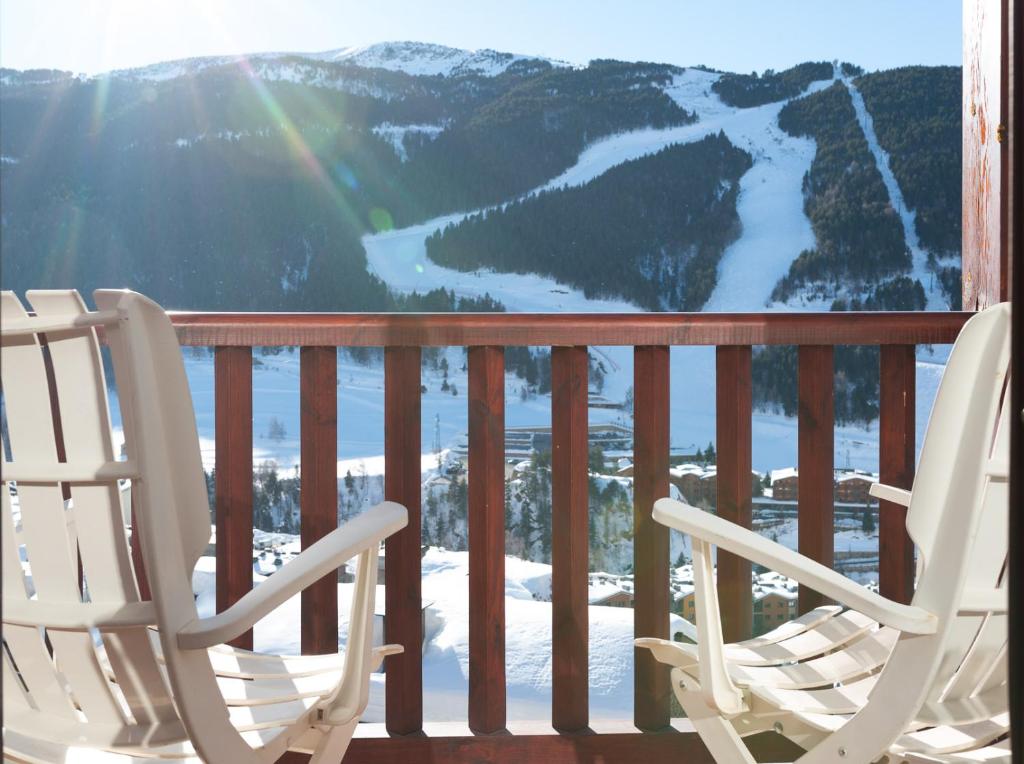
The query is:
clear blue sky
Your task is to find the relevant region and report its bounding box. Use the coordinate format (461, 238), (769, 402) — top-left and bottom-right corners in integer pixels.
(1, 0), (962, 75)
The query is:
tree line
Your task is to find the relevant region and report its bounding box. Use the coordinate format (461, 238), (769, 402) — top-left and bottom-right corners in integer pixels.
(425, 133), (752, 311)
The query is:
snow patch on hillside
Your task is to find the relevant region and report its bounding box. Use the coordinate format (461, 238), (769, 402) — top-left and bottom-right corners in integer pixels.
(372, 122), (445, 161)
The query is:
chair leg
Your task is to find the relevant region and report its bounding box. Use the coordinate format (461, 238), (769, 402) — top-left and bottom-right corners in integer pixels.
(308, 720), (358, 764)
(671, 669), (760, 764)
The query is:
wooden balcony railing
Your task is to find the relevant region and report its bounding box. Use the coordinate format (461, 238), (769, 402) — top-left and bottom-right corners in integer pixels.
(166, 310), (970, 763)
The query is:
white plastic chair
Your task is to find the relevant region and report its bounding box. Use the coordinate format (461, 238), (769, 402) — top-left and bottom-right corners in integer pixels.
(637, 303), (1012, 763)
(1, 289), (407, 763)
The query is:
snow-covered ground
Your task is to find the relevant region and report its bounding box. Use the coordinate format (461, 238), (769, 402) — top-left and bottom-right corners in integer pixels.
(845, 78), (948, 311)
(184, 545), (691, 722)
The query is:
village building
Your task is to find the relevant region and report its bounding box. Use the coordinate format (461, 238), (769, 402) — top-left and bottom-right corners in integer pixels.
(834, 470), (879, 504)
(769, 467), (799, 501)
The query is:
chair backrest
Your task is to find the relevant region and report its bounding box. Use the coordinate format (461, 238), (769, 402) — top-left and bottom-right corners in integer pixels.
(814, 303), (1010, 763)
(1, 289), (253, 758)
(905, 301), (1010, 705)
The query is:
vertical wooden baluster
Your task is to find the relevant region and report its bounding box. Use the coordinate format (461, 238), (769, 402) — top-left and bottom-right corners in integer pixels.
(384, 346), (422, 735)
(797, 345), (834, 615)
(215, 346), (253, 649)
(300, 346), (339, 654)
(633, 345), (670, 730)
(551, 346), (589, 732)
(716, 345), (753, 642)
(879, 344), (916, 604)
(468, 346), (506, 733)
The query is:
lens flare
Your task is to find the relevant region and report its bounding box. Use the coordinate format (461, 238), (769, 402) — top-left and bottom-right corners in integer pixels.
(369, 208), (394, 232)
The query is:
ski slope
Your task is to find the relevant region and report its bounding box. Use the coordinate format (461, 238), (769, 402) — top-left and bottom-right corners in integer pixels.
(846, 78), (948, 311)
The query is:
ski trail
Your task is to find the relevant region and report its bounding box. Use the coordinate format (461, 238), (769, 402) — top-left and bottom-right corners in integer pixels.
(845, 78), (948, 311)
(699, 80), (829, 312)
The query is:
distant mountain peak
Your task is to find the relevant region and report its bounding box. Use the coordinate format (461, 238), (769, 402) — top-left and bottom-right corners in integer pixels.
(309, 40), (574, 77)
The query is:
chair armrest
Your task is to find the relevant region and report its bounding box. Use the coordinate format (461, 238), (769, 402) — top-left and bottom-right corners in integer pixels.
(869, 482), (912, 506)
(177, 502), (407, 650)
(652, 498), (937, 634)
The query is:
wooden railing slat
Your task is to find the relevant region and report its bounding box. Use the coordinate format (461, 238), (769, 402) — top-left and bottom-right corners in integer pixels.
(214, 346), (254, 650)
(633, 345), (671, 730)
(879, 344), (916, 604)
(300, 346), (339, 655)
(797, 345), (834, 615)
(551, 346), (589, 732)
(716, 346), (753, 642)
(467, 346), (507, 733)
(384, 346), (423, 734)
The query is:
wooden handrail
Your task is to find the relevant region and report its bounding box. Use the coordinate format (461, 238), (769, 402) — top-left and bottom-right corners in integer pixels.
(169, 311), (971, 347)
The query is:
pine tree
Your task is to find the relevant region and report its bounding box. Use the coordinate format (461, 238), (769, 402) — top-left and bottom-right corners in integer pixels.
(518, 495), (535, 556)
(861, 507), (876, 533)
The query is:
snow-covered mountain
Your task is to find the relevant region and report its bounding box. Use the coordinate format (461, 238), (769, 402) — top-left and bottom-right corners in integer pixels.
(309, 41), (572, 77)
(67, 40), (570, 83)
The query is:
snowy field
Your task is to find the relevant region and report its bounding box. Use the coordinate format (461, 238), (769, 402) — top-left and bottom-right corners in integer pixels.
(186, 546), (692, 722)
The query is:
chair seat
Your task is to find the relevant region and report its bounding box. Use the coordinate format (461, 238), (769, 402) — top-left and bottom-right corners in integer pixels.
(900, 738), (1012, 764)
(649, 606), (1010, 762)
(6, 635), (348, 763)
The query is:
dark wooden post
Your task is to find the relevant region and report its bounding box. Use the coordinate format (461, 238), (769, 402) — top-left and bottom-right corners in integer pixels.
(633, 345), (670, 731)
(716, 345), (753, 641)
(300, 346), (338, 654)
(467, 346), (506, 734)
(797, 346), (834, 615)
(551, 346), (589, 731)
(214, 346), (253, 650)
(879, 345), (916, 604)
(384, 346), (422, 735)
